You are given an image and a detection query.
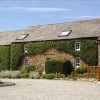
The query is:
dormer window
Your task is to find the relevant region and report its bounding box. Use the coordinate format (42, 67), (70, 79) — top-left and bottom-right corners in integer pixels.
(75, 42), (80, 51)
(58, 30), (72, 37)
(16, 34), (28, 40)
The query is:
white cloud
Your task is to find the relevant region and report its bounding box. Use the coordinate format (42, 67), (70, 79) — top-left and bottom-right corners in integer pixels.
(60, 16), (100, 19)
(0, 7), (71, 12)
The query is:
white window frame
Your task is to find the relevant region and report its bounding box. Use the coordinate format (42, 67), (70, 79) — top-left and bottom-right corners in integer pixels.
(24, 58), (29, 66)
(16, 34), (28, 40)
(75, 42), (80, 51)
(75, 57), (80, 68)
(24, 44), (27, 53)
(58, 30), (72, 37)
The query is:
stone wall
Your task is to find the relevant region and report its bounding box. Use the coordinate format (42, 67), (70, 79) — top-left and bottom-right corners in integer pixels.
(21, 49), (88, 72)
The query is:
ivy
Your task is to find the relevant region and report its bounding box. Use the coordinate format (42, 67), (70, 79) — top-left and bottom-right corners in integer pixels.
(0, 46), (10, 71)
(0, 38), (98, 71)
(10, 44), (24, 70)
(27, 39), (98, 66)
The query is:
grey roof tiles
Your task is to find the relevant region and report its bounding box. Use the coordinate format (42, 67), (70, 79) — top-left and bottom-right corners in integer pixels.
(0, 18), (100, 45)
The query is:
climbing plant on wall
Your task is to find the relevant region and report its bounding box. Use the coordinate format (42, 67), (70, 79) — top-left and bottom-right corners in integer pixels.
(10, 44), (24, 70)
(0, 46), (10, 71)
(0, 38), (98, 71)
(27, 39), (98, 66)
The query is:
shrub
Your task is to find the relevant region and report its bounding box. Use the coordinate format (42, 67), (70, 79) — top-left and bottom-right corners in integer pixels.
(29, 72), (40, 79)
(10, 44), (24, 70)
(74, 66), (87, 74)
(24, 65), (36, 73)
(45, 59), (73, 76)
(0, 46), (10, 71)
(0, 70), (21, 78)
(0, 70), (12, 78)
(20, 73), (29, 78)
(55, 73), (66, 78)
(42, 73), (55, 79)
(12, 70), (21, 78)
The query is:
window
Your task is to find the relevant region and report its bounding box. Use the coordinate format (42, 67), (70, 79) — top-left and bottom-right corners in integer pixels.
(75, 42), (80, 51)
(75, 57), (80, 67)
(58, 30), (72, 37)
(16, 34), (28, 40)
(24, 44), (27, 52)
(24, 58), (28, 66)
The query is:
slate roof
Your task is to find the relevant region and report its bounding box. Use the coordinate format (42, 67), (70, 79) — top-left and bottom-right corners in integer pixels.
(0, 18), (100, 45)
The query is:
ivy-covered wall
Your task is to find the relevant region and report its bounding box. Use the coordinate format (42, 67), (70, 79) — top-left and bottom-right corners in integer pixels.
(0, 46), (10, 71)
(0, 38), (98, 71)
(10, 44), (24, 70)
(27, 39), (98, 66)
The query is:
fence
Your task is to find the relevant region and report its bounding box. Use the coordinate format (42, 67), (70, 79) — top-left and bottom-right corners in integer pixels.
(87, 66), (98, 79)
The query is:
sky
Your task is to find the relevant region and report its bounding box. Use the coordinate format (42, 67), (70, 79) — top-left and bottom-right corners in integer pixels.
(0, 0), (100, 32)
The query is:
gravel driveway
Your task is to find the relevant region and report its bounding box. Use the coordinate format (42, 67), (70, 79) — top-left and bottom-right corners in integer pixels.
(0, 79), (100, 100)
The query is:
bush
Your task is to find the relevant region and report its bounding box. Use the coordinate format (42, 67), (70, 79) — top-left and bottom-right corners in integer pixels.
(10, 44), (24, 70)
(0, 70), (21, 78)
(0, 70), (12, 78)
(24, 65), (36, 73)
(29, 72), (40, 79)
(20, 73), (29, 78)
(42, 73), (55, 79)
(12, 71), (21, 78)
(0, 46), (10, 71)
(55, 73), (66, 78)
(74, 66), (87, 74)
(45, 59), (73, 76)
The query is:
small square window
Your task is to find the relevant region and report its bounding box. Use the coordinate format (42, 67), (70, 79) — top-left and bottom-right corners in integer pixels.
(24, 58), (28, 66)
(75, 42), (80, 51)
(24, 44), (27, 52)
(75, 57), (80, 67)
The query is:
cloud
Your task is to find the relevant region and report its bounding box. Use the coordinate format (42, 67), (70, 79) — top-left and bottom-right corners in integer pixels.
(0, 7), (71, 12)
(60, 16), (100, 19)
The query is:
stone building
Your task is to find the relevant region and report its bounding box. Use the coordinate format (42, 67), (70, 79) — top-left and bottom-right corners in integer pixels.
(0, 18), (100, 72)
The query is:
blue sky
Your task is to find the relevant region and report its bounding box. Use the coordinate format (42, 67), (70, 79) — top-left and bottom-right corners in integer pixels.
(0, 0), (100, 32)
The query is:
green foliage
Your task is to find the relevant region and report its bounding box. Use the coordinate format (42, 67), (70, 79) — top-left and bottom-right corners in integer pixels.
(42, 73), (55, 79)
(0, 46), (10, 71)
(24, 65), (36, 73)
(27, 42), (46, 55)
(11, 71), (21, 78)
(20, 73), (29, 78)
(29, 71), (40, 79)
(27, 39), (98, 66)
(74, 66), (87, 74)
(45, 59), (73, 76)
(80, 39), (98, 65)
(0, 70), (21, 78)
(55, 73), (66, 78)
(10, 44), (24, 70)
(0, 38), (98, 71)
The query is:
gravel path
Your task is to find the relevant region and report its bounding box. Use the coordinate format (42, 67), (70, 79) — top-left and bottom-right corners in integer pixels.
(0, 79), (100, 100)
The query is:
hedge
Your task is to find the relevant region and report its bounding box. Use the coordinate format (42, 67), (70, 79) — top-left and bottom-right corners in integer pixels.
(0, 46), (10, 71)
(10, 44), (24, 70)
(45, 59), (73, 76)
